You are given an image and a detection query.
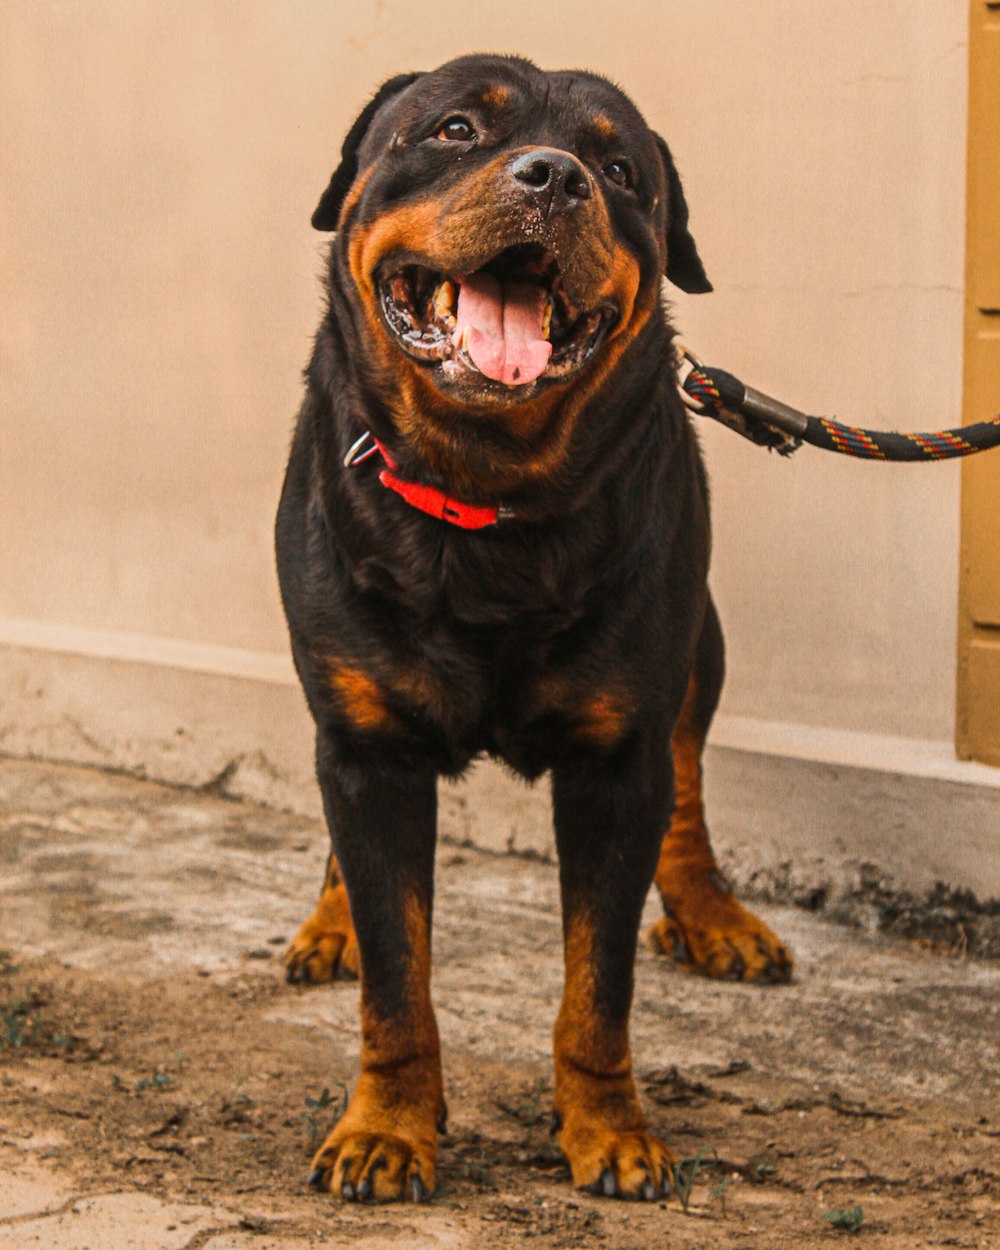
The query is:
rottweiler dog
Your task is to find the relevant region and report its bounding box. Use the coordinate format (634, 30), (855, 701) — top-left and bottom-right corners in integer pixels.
(276, 53), (792, 1204)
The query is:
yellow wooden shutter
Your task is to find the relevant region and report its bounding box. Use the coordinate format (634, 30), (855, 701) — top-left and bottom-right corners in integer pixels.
(957, 0), (1000, 762)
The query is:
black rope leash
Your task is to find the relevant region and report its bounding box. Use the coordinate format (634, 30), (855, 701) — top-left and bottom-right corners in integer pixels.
(676, 347), (1000, 461)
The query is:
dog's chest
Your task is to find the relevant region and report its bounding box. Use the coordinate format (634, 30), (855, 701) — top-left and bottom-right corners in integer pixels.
(318, 596), (640, 774)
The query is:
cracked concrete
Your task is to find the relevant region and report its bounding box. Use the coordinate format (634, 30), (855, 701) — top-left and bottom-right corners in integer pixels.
(0, 1192), (226, 1250)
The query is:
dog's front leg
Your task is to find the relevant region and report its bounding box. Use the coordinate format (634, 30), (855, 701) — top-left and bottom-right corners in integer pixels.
(551, 733), (676, 1200)
(305, 729), (443, 1203)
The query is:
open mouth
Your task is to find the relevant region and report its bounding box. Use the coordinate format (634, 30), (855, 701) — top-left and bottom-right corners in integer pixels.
(377, 245), (617, 390)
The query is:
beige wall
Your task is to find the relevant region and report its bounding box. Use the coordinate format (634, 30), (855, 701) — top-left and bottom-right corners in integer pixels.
(1, 1), (971, 783)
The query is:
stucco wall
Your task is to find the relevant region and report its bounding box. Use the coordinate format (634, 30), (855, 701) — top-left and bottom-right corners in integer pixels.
(1, 2), (970, 785)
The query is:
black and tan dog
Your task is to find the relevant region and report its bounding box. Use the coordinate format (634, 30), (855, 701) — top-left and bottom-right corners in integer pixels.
(276, 53), (791, 1204)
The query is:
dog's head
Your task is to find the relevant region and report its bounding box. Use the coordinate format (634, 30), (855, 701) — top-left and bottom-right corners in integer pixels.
(314, 55), (710, 452)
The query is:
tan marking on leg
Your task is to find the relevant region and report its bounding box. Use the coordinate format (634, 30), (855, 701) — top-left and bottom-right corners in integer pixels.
(285, 855), (359, 983)
(310, 894), (443, 1202)
(650, 676), (793, 982)
(553, 913), (674, 1198)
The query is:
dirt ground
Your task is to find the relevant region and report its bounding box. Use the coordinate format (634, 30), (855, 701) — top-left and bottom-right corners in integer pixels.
(1, 757), (999, 1249)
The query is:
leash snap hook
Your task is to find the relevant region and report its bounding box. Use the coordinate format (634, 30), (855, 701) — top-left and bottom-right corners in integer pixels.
(674, 343), (708, 414)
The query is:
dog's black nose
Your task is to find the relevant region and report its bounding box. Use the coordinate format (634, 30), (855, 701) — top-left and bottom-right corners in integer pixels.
(508, 149), (592, 217)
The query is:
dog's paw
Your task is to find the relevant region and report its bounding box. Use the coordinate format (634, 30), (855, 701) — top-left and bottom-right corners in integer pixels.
(284, 887), (359, 985)
(558, 1123), (675, 1201)
(307, 1126), (436, 1203)
(649, 876), (792, 983)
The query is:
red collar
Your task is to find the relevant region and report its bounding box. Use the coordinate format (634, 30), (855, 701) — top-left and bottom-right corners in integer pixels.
(344, 432), (512, 531)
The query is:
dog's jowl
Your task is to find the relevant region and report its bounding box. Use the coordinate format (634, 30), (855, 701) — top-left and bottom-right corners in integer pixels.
(276, 53), (791, 1205)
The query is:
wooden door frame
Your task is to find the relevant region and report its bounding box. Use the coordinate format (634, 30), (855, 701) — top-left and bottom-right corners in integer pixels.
(957, 0), (1000, 765)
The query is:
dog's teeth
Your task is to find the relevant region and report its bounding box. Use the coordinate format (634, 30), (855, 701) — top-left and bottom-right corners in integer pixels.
(460, 325), (470, 352)
(541, 296), (553, 341)
(433, 280), (456, 321)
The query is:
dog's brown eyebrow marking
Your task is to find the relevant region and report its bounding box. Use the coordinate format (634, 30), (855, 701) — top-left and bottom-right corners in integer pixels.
(481, 84), (512, 108)
(591, 114), (617, 139)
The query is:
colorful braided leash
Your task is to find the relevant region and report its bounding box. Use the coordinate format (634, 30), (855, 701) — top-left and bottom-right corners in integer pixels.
(676, 347), (1000, 462)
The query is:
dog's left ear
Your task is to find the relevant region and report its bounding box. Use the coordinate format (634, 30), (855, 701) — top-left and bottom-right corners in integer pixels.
(654, 135), (712, 294)
(312, 72), (423, 231)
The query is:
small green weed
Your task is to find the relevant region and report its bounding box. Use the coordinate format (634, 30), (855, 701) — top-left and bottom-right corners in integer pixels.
(822, 1204), (864, 1233)
(113, 1058), (182, 1093)
(1, 991), (40, 1050)
(302, 1082), (348, 1147)
(455, 1149), (496, 1187)
(707, 1175), (732, 1216)
(0, 970), (72, 1055)
(671, 1148), (708, 1212)
(135, 1071), (175, 1092)
(496, 1077), (549, 1128)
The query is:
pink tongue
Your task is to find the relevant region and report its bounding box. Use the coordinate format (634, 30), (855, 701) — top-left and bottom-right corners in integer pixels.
(453, 273), (552, 386)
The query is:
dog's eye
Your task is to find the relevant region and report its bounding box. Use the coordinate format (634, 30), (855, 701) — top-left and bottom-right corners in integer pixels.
(436, 116), (476, 142)
(603, 160), (633, 188)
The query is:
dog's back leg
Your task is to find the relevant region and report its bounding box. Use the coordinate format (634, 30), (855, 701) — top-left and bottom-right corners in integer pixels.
(285, 850), (360, 984)
(650, 595), (794, 982)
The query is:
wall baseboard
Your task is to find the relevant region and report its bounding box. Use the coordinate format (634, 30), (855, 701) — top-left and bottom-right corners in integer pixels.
(712, 714), (1000, 789)
(0, 618), (297, 687)
(0, 629), (317, 816)
(2, 617), (995, 789)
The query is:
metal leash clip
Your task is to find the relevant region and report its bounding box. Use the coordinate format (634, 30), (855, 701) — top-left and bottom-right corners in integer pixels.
(675, 343), (803, 457)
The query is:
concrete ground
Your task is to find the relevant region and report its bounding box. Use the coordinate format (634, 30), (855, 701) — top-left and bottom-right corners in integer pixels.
(1, 755), (998, 1249)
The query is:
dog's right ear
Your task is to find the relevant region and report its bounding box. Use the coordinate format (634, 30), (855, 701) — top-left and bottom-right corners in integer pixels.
(311, 72), (423, 231)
